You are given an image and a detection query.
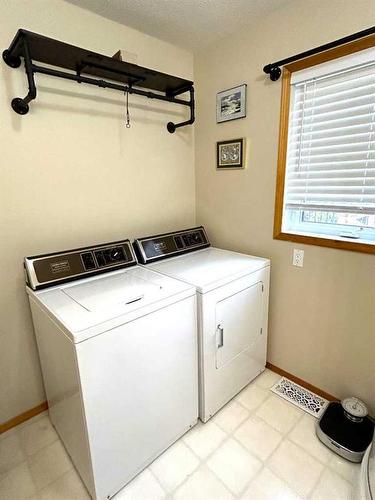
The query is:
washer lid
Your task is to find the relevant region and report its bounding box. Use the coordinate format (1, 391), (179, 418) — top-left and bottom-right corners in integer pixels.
(28, 266), (195, 341)
(148, 247), (270, 293)
(62, 271), (159, 311)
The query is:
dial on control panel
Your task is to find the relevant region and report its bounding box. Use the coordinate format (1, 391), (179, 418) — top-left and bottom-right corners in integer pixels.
(81, 246), (128, 271)
(182, 231), (203, 247)
(94, 246), (127, 267)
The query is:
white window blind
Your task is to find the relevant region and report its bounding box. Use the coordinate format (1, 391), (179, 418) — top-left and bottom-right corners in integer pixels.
(282, 53), (375, 243)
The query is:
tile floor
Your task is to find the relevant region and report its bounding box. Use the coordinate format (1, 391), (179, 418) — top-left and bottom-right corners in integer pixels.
(0, 369), (360, 499)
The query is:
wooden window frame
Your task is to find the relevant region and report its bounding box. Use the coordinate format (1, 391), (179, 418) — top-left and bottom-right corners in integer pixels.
(274, 34), (375, 255)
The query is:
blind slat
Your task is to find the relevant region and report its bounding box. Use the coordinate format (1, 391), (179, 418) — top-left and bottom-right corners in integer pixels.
(290, 131), (375, 147)
(293, 92), (375, 115)
(289, 140), (375, 154)
(291, 102), (375, 122)
(288, 168), (375, 177)
(290, 113), (375, 132)
(294, 81), (375, 105)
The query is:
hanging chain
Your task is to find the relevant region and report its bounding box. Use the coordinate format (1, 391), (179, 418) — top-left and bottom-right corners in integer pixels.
(125, 88), (131, 128)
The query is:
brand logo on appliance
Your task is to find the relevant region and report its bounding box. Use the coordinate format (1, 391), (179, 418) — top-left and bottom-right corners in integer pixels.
(50, 260), (70, 273)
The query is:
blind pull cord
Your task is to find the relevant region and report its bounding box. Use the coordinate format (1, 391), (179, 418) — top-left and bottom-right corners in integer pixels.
(125, 88), (131, 128)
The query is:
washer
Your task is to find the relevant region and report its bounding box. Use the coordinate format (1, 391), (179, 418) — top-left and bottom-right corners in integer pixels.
(133, 226), (270, 422)
(25, 239), (198, 500)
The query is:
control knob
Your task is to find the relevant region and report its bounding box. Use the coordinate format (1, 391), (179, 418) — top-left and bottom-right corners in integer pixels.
(110, 248), (121, 261)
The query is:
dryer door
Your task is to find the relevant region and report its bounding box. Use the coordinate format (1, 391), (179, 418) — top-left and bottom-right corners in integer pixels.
(215, 282), (263, 369)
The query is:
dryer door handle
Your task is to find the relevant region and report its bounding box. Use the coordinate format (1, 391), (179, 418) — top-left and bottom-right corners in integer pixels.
(217, 324), (224, 348)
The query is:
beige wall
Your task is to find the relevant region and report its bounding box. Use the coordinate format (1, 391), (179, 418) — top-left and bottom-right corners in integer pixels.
(0, 0), (195, 423)
(195, 0), (375, 414)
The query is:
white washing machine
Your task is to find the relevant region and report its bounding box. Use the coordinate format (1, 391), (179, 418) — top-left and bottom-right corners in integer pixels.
(133, 227), (270, 422)
(25, 239), (198, 500)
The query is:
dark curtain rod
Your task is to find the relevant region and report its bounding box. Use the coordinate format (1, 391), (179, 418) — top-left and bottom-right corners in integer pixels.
(263, 26), (375, 81)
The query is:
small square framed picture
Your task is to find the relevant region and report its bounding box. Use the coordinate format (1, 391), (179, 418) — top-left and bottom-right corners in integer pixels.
(217, 138), (245, 169)
(216, 84), (246, 123)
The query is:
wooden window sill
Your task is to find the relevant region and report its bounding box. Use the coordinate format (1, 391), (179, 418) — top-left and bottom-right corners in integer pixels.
(274, 230), (375, 254)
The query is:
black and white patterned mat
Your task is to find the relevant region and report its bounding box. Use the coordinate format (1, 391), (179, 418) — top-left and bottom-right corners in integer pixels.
(271, 377), (328, 418)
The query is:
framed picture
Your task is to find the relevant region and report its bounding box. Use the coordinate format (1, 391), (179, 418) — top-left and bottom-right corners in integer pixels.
(216, 84), (246, 123)
(217, 138), (245, 169)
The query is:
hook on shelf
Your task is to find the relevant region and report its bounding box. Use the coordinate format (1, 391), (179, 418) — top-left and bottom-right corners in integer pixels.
(125, 87), (131, 128)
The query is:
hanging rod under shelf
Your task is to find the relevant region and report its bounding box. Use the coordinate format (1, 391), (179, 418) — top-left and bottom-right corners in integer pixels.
(2, 29), (195, 133)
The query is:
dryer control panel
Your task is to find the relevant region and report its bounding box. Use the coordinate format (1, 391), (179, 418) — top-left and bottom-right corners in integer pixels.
(25, 240), (137, 290)
(134, 226), (210, 264)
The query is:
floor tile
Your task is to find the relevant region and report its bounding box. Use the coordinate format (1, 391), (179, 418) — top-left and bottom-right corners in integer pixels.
(150, 440), (199, 492)
(213, 400), (249, 434)
(328, 453), (361, 484)
(28, 439), (73, 490)
(19, 415), (58, 456)
(115, 468), (165, 500)
(234, 414), (283, 461)
(240, 467), (302, 500)
(173, 465), (233, 500)
(0, 461), (37, 500)
(289, 413), (333, 464)
(0, 431), (26, 475)
(236, 383), (270, 412)
(254, 369), (281, 390)
(268, 439), (324, 497)
(183, 420), (226, 459)
(39, 468), (90, 500)
(256, 394), (303, 433)
(207, 438), (261, 495)
(310, 468), (353, 500)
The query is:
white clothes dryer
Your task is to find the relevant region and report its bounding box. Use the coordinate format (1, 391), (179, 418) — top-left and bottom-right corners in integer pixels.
(25, 239), (198, 500)
(134, 227), (270, 422)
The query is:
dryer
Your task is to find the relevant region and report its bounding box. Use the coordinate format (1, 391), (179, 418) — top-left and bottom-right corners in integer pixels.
(25, 239), (198, 500)
(133, 227), (270, 422)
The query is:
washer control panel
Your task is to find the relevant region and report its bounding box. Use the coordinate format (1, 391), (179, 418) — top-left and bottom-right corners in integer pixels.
(25, 240), (137, 290)
(134, 226), (210, 264)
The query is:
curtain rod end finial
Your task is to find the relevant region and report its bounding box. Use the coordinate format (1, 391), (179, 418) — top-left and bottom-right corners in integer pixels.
(270, 66), (282, 81)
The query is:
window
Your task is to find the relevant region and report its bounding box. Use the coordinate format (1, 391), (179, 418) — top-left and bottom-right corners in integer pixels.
(274, 37), (375, 254)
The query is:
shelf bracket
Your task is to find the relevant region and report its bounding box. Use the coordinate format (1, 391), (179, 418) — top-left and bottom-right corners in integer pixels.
(3, 36), (37, 115)
(167, 86), (195, 133)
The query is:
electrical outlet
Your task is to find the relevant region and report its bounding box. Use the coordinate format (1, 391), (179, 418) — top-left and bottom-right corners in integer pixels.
(293, 249), (304, 267)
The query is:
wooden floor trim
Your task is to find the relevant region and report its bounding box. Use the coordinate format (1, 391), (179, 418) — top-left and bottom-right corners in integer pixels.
(0, 401), (48, 435)
(266, 362), (338, 402)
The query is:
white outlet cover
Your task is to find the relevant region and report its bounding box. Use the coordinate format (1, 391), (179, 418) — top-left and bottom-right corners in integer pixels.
(293, 249), (304, 267)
